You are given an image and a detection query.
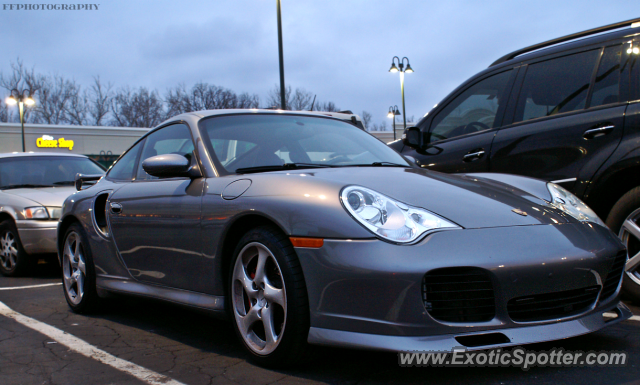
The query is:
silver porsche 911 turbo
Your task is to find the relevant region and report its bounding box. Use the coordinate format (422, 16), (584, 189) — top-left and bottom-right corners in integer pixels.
(58, 109), (631, 367)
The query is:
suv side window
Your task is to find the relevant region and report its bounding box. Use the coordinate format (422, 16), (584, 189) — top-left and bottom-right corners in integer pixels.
(514, 50), (600, 122)
(136, 123), (195, 180)
(429, 70), (512, 142)
(107, 139), (144, 181)
(590, 45), (623, 107)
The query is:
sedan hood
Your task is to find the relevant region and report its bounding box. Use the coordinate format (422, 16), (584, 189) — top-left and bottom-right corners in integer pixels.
(2, 186), (77, 207)
(246, 167), (571, 229)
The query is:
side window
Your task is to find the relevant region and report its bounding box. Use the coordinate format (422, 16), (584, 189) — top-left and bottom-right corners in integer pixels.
(514, 50), (600, 122)
(136, 124), (195, 180)
(590, 45), (623, 107)
(429, 70), (512, 142)
(107, 139), (144, 181)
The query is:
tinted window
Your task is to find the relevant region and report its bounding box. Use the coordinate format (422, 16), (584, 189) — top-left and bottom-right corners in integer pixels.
(107, 140), (144, 181)
(514, 50), (600, 122)
(199, 114), (408, 174)
(0, 156), (104, 189)
(590, 45), (622, 107)
(429, 70), (512, 142)
(136, 124), (194, 180)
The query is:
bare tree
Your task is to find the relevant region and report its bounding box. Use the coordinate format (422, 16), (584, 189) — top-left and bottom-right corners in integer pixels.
(111, 87), (165, 128)
(65, 84), (87, 125)
(316, 101), (340, 112)
(35, 74), (79, 124)
(165, 82), (259, 116)
(0, 99), (8, 123)
(0, 59), (42, 123)
(266, 85), (292, 109)
(289, 88), (314, 110)
(361, 111), (372, 130)
(86, 76), (113, 126)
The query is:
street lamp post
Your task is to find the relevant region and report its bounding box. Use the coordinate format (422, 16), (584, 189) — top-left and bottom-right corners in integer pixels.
(6, 89), (35, 152)
(387, 105), (401, 141)
(276, 0), (286, 110)
(389, 56), (413, 131)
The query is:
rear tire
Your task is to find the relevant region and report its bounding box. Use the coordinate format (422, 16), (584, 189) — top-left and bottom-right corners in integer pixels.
(0, 220), (31, 277)
(606, 187), (640, 303)
(61, 223), (100, 313)
(228, 226), (309, 367)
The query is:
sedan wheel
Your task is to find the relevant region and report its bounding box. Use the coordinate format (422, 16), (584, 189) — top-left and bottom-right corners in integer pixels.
(229, 226), (309, 367)
(0, 220), (30, 277)
(61, 223), (100, 313)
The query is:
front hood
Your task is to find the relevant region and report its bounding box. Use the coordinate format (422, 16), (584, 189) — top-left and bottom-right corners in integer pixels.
(2, 187), (77, 207)
(246, 167), (572, 229)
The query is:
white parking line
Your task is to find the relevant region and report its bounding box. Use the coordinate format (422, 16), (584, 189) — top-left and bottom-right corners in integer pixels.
(0, 301), (185, 385)
(0, 283), (62, 291)
(603, 312), (640, 322)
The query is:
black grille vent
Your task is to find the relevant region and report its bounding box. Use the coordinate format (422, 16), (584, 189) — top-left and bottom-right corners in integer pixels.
(422, 267), (496, 323)
(507, 286), (599, 322)
(600, 251), (627, 301)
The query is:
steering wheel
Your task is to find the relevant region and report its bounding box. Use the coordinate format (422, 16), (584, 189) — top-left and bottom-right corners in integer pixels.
(462, 121), (490, 135)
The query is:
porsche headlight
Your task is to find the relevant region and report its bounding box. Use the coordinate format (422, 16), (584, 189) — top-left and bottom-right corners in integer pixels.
(547, 183), (604, 226)
(341, 186), (460, 243)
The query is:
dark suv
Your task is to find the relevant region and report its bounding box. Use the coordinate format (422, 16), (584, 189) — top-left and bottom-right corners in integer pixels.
(390, 18), (640, 301)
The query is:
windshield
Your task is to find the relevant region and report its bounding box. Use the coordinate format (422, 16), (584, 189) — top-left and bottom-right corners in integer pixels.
(0, 156), (105, 189)
(199, 114), (409, 174)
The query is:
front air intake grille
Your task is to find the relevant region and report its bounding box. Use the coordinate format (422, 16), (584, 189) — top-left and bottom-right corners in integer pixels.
(422, 267), (496, 323)
(599, 251), (627, 301)
(507, 286), (600, 322)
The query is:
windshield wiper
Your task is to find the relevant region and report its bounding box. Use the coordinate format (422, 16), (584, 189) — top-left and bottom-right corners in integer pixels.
(236, 163), (335, 174)
(53, 181), (76, 186)
(0, 184), (54, 190)
(346, 162), (408, 168)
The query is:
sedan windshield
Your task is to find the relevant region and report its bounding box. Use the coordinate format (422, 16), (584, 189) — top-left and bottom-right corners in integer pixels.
(0, 156), (105, 189)
(199, 114), (409, 174)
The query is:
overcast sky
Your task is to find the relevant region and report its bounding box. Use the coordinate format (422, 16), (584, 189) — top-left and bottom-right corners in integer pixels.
(0, 0), (637, 127)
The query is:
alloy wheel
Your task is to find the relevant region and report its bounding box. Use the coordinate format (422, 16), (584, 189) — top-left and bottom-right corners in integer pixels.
(63, 231), (87, 305)
(619, 208), (640, 287)
(231, 242), (287, 355)
(0, 231), (18, 271)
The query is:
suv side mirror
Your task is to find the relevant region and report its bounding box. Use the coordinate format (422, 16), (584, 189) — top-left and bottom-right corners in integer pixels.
(142, 154), (201, 178)
(402, 127), (422, 149)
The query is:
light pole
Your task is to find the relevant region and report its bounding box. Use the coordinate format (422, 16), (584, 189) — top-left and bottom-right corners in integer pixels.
(276, 0), (286, 110)
(387, 105), (401, 141)
(6, 89), (35, 152)
(389, 56), (413, 130)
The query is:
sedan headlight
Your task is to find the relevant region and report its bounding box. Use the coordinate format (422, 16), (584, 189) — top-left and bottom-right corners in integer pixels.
(341, 186), (460, 243)
(24, 206), (49, 219)
(547, 183), (604, 226)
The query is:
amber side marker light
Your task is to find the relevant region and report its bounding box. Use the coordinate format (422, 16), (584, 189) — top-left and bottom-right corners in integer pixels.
(290, 237), (324, 248)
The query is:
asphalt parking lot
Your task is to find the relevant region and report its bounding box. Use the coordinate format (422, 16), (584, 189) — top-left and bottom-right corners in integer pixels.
(1, 263), (639, 385)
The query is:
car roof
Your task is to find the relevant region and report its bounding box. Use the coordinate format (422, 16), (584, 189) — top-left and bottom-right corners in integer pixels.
(0, 152), (88, 159)
(491, 21), (640, 70)
(159, 109), (362, 126)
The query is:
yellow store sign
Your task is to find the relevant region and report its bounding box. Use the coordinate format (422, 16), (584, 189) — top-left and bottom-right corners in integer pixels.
(36, 135), (74, 151)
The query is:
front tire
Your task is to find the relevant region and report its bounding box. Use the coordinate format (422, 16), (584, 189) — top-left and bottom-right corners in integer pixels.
(606, 187), (640, 302)
(228, 226), (309, 367)
(61, 223), (100, 313)
(0, 220), (30, 277)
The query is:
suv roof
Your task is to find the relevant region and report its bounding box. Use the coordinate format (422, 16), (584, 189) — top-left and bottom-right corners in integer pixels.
(491, 17), (640, 68)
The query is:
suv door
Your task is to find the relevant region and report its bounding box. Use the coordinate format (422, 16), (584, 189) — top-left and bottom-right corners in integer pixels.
(404, 68), (516, 173)
(107, 123), (208, 293)
(491, 44), (627, 192)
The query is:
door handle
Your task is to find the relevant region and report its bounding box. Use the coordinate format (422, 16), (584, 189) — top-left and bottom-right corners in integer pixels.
(463, 150), (486, 162)
(109, 202), (123, 214)
(583, 125), (614, 139)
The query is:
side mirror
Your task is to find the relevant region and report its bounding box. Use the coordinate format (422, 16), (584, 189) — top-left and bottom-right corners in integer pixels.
(142, 154), (200, 178)
(402, 126), (422, 149)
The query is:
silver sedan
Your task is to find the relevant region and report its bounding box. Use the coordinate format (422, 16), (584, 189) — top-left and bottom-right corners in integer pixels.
(0, 152), (104, 276)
